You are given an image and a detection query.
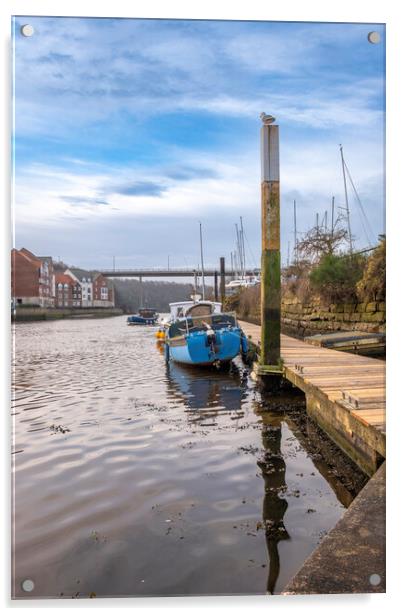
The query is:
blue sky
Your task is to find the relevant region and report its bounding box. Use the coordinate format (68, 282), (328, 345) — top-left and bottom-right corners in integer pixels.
(12, 17), (385, 271)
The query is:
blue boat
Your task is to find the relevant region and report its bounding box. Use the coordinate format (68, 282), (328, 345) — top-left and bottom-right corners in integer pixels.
(165, 301), (248, 367)
(127, 307), (158, 325)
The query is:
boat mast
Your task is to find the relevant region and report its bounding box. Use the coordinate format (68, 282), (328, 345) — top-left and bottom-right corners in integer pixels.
(235, 224), (242, 278)
(293, 199), (297, 264)
(199, 222), (206, 300)
(234, 250), (239, 278)
(339, 144), (353, 254)
(193, 270), (198, 298)
(240, 216), (246, 278)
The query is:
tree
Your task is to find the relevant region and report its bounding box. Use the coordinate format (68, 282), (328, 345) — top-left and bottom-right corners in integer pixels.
(296, 226), (349, 263)
(356, 237), (386, 301)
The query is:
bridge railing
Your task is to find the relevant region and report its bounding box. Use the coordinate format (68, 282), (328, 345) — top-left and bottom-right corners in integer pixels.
(101, 267), (203, 273)
(101, 267), (261, 274)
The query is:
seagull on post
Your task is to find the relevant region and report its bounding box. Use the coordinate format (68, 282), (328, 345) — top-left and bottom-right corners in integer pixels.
(260, 112), (276, 125)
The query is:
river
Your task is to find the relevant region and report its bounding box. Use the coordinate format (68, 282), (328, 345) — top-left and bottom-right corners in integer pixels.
(12, 315), (352, 598)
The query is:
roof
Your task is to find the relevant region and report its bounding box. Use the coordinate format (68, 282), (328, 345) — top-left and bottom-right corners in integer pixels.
(14, 248), (42, 268)
(68, 268), (96, 281)
(19, 247), (37, 260)
(55, 273), (76, 285)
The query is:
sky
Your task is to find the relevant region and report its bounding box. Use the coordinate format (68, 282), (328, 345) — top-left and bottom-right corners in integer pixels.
(12, 17), (385, 272)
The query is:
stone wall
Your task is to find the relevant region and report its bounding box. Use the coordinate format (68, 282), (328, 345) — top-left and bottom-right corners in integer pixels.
(281, 294), (385, 338)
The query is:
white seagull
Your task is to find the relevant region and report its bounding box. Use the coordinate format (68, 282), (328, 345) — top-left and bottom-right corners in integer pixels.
(260, 112), (276, 125)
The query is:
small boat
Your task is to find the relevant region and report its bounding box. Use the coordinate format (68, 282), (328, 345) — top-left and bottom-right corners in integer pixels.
(164, 300), (248, 367)
(127, 307), (158, 325)
(225, 276), (260, 294)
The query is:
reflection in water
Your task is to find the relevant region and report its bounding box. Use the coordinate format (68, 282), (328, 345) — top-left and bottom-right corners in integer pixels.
(258, 416), (289, 594)
(166, 359), (245, 420)
(12, 318), (349, 598)
(167, 356), (291, 593)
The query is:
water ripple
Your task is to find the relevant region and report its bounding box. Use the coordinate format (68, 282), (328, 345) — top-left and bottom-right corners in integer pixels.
(12, 316), (346, 598)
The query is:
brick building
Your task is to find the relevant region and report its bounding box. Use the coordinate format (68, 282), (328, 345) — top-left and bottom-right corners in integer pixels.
(11, 249), (115, 310)
(66, 268), (115, 308)
(93, 273), (115, 307)
(65, 268), (95, 307)
(11, 248), (55, 307)
(55, 273), (82, 308)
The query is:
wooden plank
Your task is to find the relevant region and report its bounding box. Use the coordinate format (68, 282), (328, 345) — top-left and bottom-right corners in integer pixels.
(240, 321), (386, 441)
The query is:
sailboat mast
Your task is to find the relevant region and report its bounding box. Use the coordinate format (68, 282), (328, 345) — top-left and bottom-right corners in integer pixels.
(293, 199), (297, 264)
(235, 224), (242, 276)
(199, 222), (206, 300)
(193, 271), (198, 297)
(240, 216), (246, 277)
(340, 144), (353, 253)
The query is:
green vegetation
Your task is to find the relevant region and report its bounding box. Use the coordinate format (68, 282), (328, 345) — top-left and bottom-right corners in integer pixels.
(228, 234), (385, 323)
(309, 253), (366, 303)
(356, 237), (386, 301)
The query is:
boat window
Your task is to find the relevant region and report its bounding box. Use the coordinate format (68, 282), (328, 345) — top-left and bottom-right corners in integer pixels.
(185, 303), (213, 317)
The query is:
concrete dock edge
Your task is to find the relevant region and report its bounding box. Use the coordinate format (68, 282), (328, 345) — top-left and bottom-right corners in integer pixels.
(282, 461), (385, 594)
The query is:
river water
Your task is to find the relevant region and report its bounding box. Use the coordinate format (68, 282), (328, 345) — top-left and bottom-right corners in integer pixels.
(12, 315), (349, 598)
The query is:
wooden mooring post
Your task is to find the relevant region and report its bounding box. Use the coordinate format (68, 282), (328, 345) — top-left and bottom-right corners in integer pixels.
(256, 114), (282, 383)
(214, 271), (219, 301)
(220, 257), (226, 305)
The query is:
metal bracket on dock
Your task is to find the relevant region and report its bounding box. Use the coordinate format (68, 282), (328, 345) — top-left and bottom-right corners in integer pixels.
(341, 391), (360, 409)
(295, 364), (304, 374)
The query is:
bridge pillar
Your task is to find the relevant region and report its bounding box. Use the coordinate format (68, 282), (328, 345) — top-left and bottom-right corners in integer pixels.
(220, 257), (226, 305)
(139, 276), (143, 307)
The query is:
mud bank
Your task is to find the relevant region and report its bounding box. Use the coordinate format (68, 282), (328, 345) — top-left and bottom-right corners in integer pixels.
(261, 393), (368, 504)
(283, 462), (385, 594)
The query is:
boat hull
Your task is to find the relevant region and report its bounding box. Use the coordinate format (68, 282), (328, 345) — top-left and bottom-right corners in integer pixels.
(167, 327), (246, 366)
(127, 316), (157, 325)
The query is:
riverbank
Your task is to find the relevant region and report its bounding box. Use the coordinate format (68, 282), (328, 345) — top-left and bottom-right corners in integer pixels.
(12, 306), (123, 321)
(283, 462), (385, 594)
(240, 320), (385, 594)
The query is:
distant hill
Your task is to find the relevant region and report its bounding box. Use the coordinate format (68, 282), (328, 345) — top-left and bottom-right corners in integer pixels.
(113, 279), (212, 313)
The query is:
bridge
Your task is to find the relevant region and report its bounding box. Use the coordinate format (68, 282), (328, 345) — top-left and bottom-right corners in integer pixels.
(100, 267), (260, 278)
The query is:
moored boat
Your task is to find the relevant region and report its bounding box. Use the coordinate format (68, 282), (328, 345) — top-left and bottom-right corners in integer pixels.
(164, 301), (248, 367)
(127, 307), (158, 325)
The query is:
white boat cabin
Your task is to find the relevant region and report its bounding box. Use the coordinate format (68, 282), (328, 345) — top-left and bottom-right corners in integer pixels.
(168, 300), (222, 322)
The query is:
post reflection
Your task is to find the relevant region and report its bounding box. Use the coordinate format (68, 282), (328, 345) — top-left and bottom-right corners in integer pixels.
(258, 415), (290, 594)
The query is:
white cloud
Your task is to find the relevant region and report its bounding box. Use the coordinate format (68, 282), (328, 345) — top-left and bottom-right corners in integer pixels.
(13, 18), (384, 135)
(12, 17), (385, 264)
